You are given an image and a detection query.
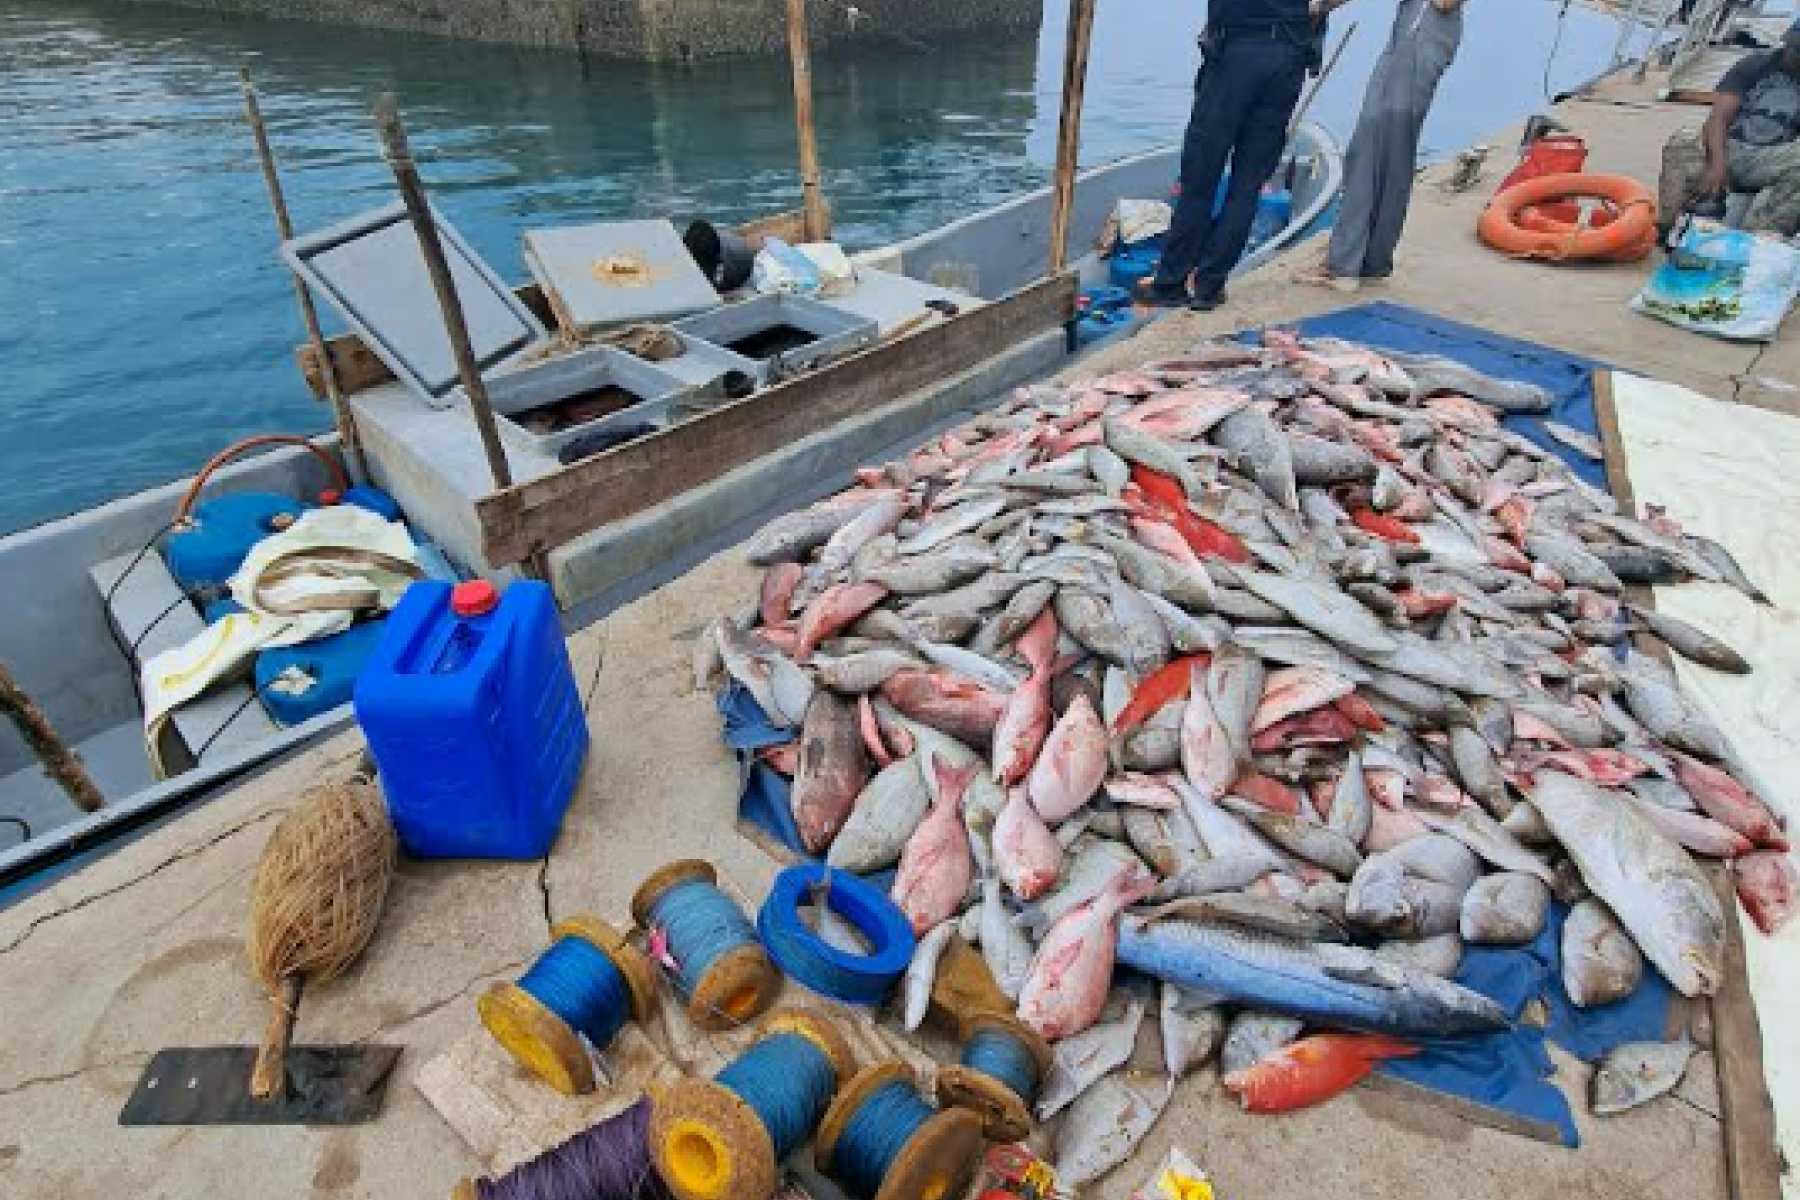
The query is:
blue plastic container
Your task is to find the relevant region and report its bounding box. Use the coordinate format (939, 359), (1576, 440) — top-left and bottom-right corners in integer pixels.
(354, 580), (588, 859)
(256, 620), (388, 727)
(164, 492), (306, 594)
(341, 485), (403, 522)
(1249, 188), (1293, 250)
(1108, 240), (1163, 290)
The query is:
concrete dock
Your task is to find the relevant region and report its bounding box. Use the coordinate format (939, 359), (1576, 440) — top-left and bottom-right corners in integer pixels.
(0, 67), (1783, 1200)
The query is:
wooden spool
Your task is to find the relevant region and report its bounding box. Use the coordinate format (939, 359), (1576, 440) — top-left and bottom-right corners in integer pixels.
(933, 1010), (1052, 1143)
(816, 1063), (984, 1200)
(650, 1008), (855, 1200)
(476, 914), (656, 1096)
(631, 859), (780, 1031)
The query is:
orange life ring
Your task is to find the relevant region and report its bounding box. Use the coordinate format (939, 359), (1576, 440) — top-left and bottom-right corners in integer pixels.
(1478, 172), (1658, 263)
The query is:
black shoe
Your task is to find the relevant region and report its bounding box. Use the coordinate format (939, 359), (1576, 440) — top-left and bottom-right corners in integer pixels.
(1188, 288), (1226, 312)
(1133, 278), (1190, 308)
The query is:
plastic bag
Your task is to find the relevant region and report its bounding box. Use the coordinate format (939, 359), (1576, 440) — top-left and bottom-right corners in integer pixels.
(1098, 198), (1174, 254)
(1130, 1148), (1213, 1200)
(797, 242), (856, 296)
(752, 236), (824, 296)
(1631, 218), (1800, 341)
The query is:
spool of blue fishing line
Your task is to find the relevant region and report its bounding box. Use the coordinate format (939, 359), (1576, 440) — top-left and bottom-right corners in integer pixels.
(650, 1009), (854, 1200)
(935, 1012), (1051, 1142)
(632, 859), (780, 1031)
(479, 915), (656, 1096)
(757, 863), (915, 1006)
(818, 1064), (984, 1200)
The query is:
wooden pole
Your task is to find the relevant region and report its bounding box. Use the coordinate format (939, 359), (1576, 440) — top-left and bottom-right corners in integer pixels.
(786, 0), (830, 242)
(239, 69), (371, 485)
(371, 94), (514, 495)
(1047, 0), (1098, 274)
(0, 662), (104, 814)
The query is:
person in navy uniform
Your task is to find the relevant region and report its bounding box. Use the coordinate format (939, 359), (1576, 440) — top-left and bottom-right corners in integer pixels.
(1136, 0), (1351, 311)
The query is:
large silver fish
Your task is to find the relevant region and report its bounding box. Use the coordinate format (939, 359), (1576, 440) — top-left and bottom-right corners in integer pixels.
(1037, 987), (1148, 1118)
(1530, 771), (1726, 997)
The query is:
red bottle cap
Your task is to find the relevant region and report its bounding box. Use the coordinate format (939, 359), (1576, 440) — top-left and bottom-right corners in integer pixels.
(451, 580), (499, 617)
(319, 489), (343, 506)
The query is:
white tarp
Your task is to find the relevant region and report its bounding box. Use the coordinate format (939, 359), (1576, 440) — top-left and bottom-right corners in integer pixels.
(1611, 372), (1800, 1196)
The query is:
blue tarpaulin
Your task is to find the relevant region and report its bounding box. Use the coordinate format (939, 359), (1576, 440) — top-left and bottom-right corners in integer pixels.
(1240, 301), (1611, 487)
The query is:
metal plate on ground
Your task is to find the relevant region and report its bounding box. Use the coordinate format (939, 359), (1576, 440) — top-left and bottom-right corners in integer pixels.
(119, 1045), (402, 1126)
(522, 219), (720, 336)
(284, 202), (545, 408)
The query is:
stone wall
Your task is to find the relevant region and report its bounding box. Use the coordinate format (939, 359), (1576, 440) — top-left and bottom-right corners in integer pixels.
(115, 0), (1043, 61)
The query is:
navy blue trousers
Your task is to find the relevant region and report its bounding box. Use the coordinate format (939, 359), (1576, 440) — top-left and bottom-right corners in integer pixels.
(1154, 33), (1308, 299)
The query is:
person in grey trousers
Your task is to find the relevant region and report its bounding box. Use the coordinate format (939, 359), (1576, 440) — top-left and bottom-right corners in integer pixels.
(1299, 0), (1466, 291)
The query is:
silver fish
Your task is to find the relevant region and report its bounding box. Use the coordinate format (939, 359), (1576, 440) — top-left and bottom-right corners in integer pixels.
(910, 640), (1023, 692)
(897, 494), (1006, 555)
(1087, 444), (1131, 497)
(1053, 1069), (1173, 1187)
(1140, 591), (1230, 654)
(1592, 1041), (1697, 1115)
(1095, 532), (1218, 612)
(1109, 574), (1174, 677)
(747, 496), (887, 564)
(1328, 750), (1373, 847)
(1055, 587), (1136, 666)
(861, 542), (996, 594)
(1230, 625), (1374, 683)
(1448, 725), (1511, 818)
(1459, 872), (1551, 945)
(1360, 632), (1524, 700)
(1562, 897), (1644, 1008)
(1346, 856), (1467, 938)
(1526, 532), (1623, 592)
(1138, 891), (1349, 942)
(1231, 569), (1398, 656)
(715, 618), (814, 726)
(826, 756), (930, 873)
(1620, 659), (1731, 760)
(818, 492), (909, 576)
(1531, 771), (1726, 997)
(812, 648), (920, 694)
(980, 875), (1035, 1000)
(903, 920), (956, 1032)
(1416, 807), (1555, 885)
(1541, 420), (1603, 461)
(1288, 430), (1378, 485)
(1684, 533), (1768, 605)
(1037, 988), (1148, 1118)
(1501, 799), (1554, 845)
(1104, 418), (1206, 499)
(974, 578), (1058, 654)
(1219, 796), (1363, 879)
(1386, 350), (1552, 412)
(1160, 983), (1226, 1079)
(1017, 837), (1142, 935)
(1626, 605), (1752, 675)
(1220, 1011), (1305, 1076)
(1214, 406), (1299, 510)
(1375, 933), (1464, 978)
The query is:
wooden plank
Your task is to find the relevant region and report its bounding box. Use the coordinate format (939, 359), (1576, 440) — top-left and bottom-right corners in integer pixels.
(1594, 369), (1784, 1200)
(294, 205), (810, 399)
(476, 272), (1077, 565)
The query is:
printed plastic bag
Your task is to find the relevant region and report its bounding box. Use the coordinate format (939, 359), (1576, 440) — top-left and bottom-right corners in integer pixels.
(752, 236), (824, 296)
(1631, 218), (1800, 341)
(1131, 1148), (1213, 1200)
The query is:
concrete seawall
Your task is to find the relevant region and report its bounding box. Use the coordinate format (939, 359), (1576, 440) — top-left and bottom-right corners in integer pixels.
(114, 0), (1045, 61)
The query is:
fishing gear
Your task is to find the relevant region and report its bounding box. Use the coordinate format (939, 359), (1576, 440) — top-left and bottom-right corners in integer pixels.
(478, 915), (657, 1095)
(758, 863), (915, 1006)
(650, 1009), (854, 1200)
(633, 859), (781, 1030)
(934, 1012), (1052, 1142)
(816, 1064), (983, 1200)
(454, 1098), (672, 1200)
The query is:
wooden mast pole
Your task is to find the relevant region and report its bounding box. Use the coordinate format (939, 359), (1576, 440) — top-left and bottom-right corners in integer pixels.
(371, 94), (514, 497)
(239, 69), (372, 484)
(786, 0), (830, 241)
(1047, 0), (1098, 274)
(0, 662), (103, 814)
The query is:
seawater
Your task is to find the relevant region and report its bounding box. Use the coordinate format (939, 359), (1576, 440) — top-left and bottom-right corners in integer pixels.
(0, 0), (1631, 535)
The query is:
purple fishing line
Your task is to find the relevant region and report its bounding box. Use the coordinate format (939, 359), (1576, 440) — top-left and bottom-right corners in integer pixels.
(476, 1099), (673, 1200)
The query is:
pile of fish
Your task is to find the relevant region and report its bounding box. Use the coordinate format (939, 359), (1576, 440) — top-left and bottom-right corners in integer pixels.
(699, 331), (1792, 1182)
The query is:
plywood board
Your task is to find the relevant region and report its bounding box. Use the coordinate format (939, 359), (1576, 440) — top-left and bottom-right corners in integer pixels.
(1610, 371), (1800, 1200)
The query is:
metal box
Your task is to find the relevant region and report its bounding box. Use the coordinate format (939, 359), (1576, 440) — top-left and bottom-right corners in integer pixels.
(671, 293), (878, 381)
(485, 345), (692, 460)
(283, 203), (545, 409)
(522, 220), (721, 337)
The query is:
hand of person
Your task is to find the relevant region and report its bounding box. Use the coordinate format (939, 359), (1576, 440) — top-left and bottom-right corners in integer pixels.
(1308, 0), (1329, 16)
(1699, 159), (1729, 198)
(1430, 0), (1466, 12)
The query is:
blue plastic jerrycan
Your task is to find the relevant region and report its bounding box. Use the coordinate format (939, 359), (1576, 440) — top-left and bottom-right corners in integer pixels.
(354, 579), (588, 859)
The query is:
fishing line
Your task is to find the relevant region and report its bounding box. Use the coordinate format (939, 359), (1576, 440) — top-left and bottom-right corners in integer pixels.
(818, 1066), (982, 1200)
(932, 1012), (1049, 1142)
(1544, 0), (1574, 102)
(464, 1098), (673, 1200)
(830, 1080), (935, 1200)
(632, 860), (778, 1030)
(479, 916), (656, 1096)
(650, 1011), (852, 1200)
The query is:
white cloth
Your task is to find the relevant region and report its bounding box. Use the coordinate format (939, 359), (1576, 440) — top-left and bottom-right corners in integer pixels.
(141, 506), (420, 770)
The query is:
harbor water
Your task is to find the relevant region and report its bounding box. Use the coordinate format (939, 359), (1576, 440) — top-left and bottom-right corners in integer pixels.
(1, 0), (1635, 536)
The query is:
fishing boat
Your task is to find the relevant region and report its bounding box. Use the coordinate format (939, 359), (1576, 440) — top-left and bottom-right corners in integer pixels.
(0, 123), (1341, 899)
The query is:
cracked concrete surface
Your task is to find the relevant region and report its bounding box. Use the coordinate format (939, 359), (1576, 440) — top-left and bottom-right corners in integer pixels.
(0, 66), (1761, 1200)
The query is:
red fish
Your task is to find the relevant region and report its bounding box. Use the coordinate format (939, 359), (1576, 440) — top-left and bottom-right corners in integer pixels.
(1124, 484), (1251, 564)
(892, 755), (977, 934)
(760, 562), (804, 626)
(880, 670), (1008, 746)
(857, 694), (893, 769)
(1736, 851), (1797, 935)
(758, 623), (801, 656)
(1483, 535), (1533, 574)
(1524, 748), (1650, 788)
(1394, 587), (1459, 619)
(1230, 771), (1301, 816)
(1494, 496), (1535, 545)
(1112, 653), (1211, 735)
(1350, 508), (1420, 544)
(1130, 463), (1190, 509)
(1130, 516), (1204, 567)
(757, 743), (799, 776)
(1672, 754), (1789, 851)
(795, 581), (889, 661)
(1223, 1034), (1419, 1113)
(1332, 692), (1387, 732)
(992, 608), (1060, 784)
(1250, 707), (1360, 752)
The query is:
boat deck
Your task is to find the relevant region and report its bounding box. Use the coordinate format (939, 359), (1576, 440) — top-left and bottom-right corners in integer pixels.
(0, 68), (1789, 1200)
